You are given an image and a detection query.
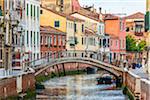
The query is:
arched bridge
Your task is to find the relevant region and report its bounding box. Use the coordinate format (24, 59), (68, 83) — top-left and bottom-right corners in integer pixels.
(27, 50), (125, 77)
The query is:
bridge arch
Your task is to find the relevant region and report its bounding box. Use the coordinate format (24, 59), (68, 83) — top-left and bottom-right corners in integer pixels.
(34, 57), (124, 77)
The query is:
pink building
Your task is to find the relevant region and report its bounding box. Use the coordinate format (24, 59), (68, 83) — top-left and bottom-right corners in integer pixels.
(104, 14), (126, 65)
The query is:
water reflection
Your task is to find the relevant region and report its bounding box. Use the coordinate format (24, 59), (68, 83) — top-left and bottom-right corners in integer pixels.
(37, 74), (128, 100)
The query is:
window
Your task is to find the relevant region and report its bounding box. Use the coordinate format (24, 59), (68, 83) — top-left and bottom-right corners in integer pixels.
(62, 36), (66, 46)
(45, 36), (47, 44)
(99, 39), (101, 46)
(37, 32), (39, 46)
(54, 35), (57, 45)
(34, 32), (36, 45)
(82, 37), (84, 45)
(54, 21), (60, 27)
(48, 36), (52, 47)
(34, 5), (36, 17)
(37, 53), (39, 60)
(27, 3), (29, 16)
(0, 49), (2, 60)
(103, 39), (106, 47)
(40, 10), (43, 14)
(94, 38), (96, 46)
(31, 4), (32, 17)
(40, 35), (43, 44)
(82, 24), (84, 32)
(99, 26), (101, 34)
(50, 36), (52, 45)
(58, 36), (61, 45)
(31, 31), (32, 45)
(34, 53), (36, 60)
(120, 19), (123, 31)
(89, 38), (94, 46)
(84, 37), (86, 45)
(107, 39), (110, 47)
(120, 40), (122, 48)
(74, 23), (77, 32)
(135, 24), (142, 33)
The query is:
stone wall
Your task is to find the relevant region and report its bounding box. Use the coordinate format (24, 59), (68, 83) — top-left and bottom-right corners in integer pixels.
(125, 71), (141, 99)
(22, 73), (35, 92)
(141, 79), (150, 100)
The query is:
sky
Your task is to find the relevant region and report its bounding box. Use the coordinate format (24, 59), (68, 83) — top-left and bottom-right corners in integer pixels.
(79, 0), (146, 16)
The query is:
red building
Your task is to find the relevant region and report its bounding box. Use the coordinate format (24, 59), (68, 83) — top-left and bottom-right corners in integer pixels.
(40, 26), (66, 58)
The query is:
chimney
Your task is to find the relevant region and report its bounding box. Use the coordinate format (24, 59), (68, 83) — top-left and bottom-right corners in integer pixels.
(99, 7), (102, 21)
(99, 7), (102, 14)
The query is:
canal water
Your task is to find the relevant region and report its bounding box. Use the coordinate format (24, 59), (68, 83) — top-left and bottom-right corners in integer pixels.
(37, 74), (128, 100)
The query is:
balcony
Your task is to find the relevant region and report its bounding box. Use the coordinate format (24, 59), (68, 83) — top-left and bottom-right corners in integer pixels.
(134, 32), (143, 36)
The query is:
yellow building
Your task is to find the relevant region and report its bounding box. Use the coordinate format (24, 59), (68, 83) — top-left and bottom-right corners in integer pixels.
(147, 0), (150, 11)
(66, 16), (85, 51)
(41, 7), (87, 51)
(71, 12), (101, 52)
(40, 7), (67, 33)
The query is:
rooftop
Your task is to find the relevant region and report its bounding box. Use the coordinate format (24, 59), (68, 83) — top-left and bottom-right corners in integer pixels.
(71, 8), (102, 22)
(40, 26), (66, 35)
(41, 7), (84, 22)
(103, 14), (119, 20)
(125, 12), (144, 19)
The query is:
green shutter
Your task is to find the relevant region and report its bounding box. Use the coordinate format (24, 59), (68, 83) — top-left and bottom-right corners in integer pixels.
(27, 31), (28, 45)
(145, 11), (150, 32)
(27, 4), (29, 16)
(34, 5), (35, 17)
(31, 4), (32, 17)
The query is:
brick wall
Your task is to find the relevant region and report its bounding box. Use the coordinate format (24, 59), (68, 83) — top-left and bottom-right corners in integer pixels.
(22, 73), (35, 92)
(0, 77), (17, 98)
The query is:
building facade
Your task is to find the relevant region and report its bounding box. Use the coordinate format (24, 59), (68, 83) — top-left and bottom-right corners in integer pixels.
(23, 0), (41, 68)
(71, 12), (101, 52)
(40, 7), (67, 33)
(2, 0), (41, 69)
(104, 14), (126, 65)
(40, 26), (66, 59)
(66, 16), (85, 51)
(125, 12), (146, 40)
(41, 0), (81, 14)
(71, 9), (110, 59)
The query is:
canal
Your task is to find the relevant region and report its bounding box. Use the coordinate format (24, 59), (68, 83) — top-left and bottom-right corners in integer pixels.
(36, 74), (128, 100)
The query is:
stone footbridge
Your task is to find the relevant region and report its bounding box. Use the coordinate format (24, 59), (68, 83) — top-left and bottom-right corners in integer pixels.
(24, 50), (150, 100)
